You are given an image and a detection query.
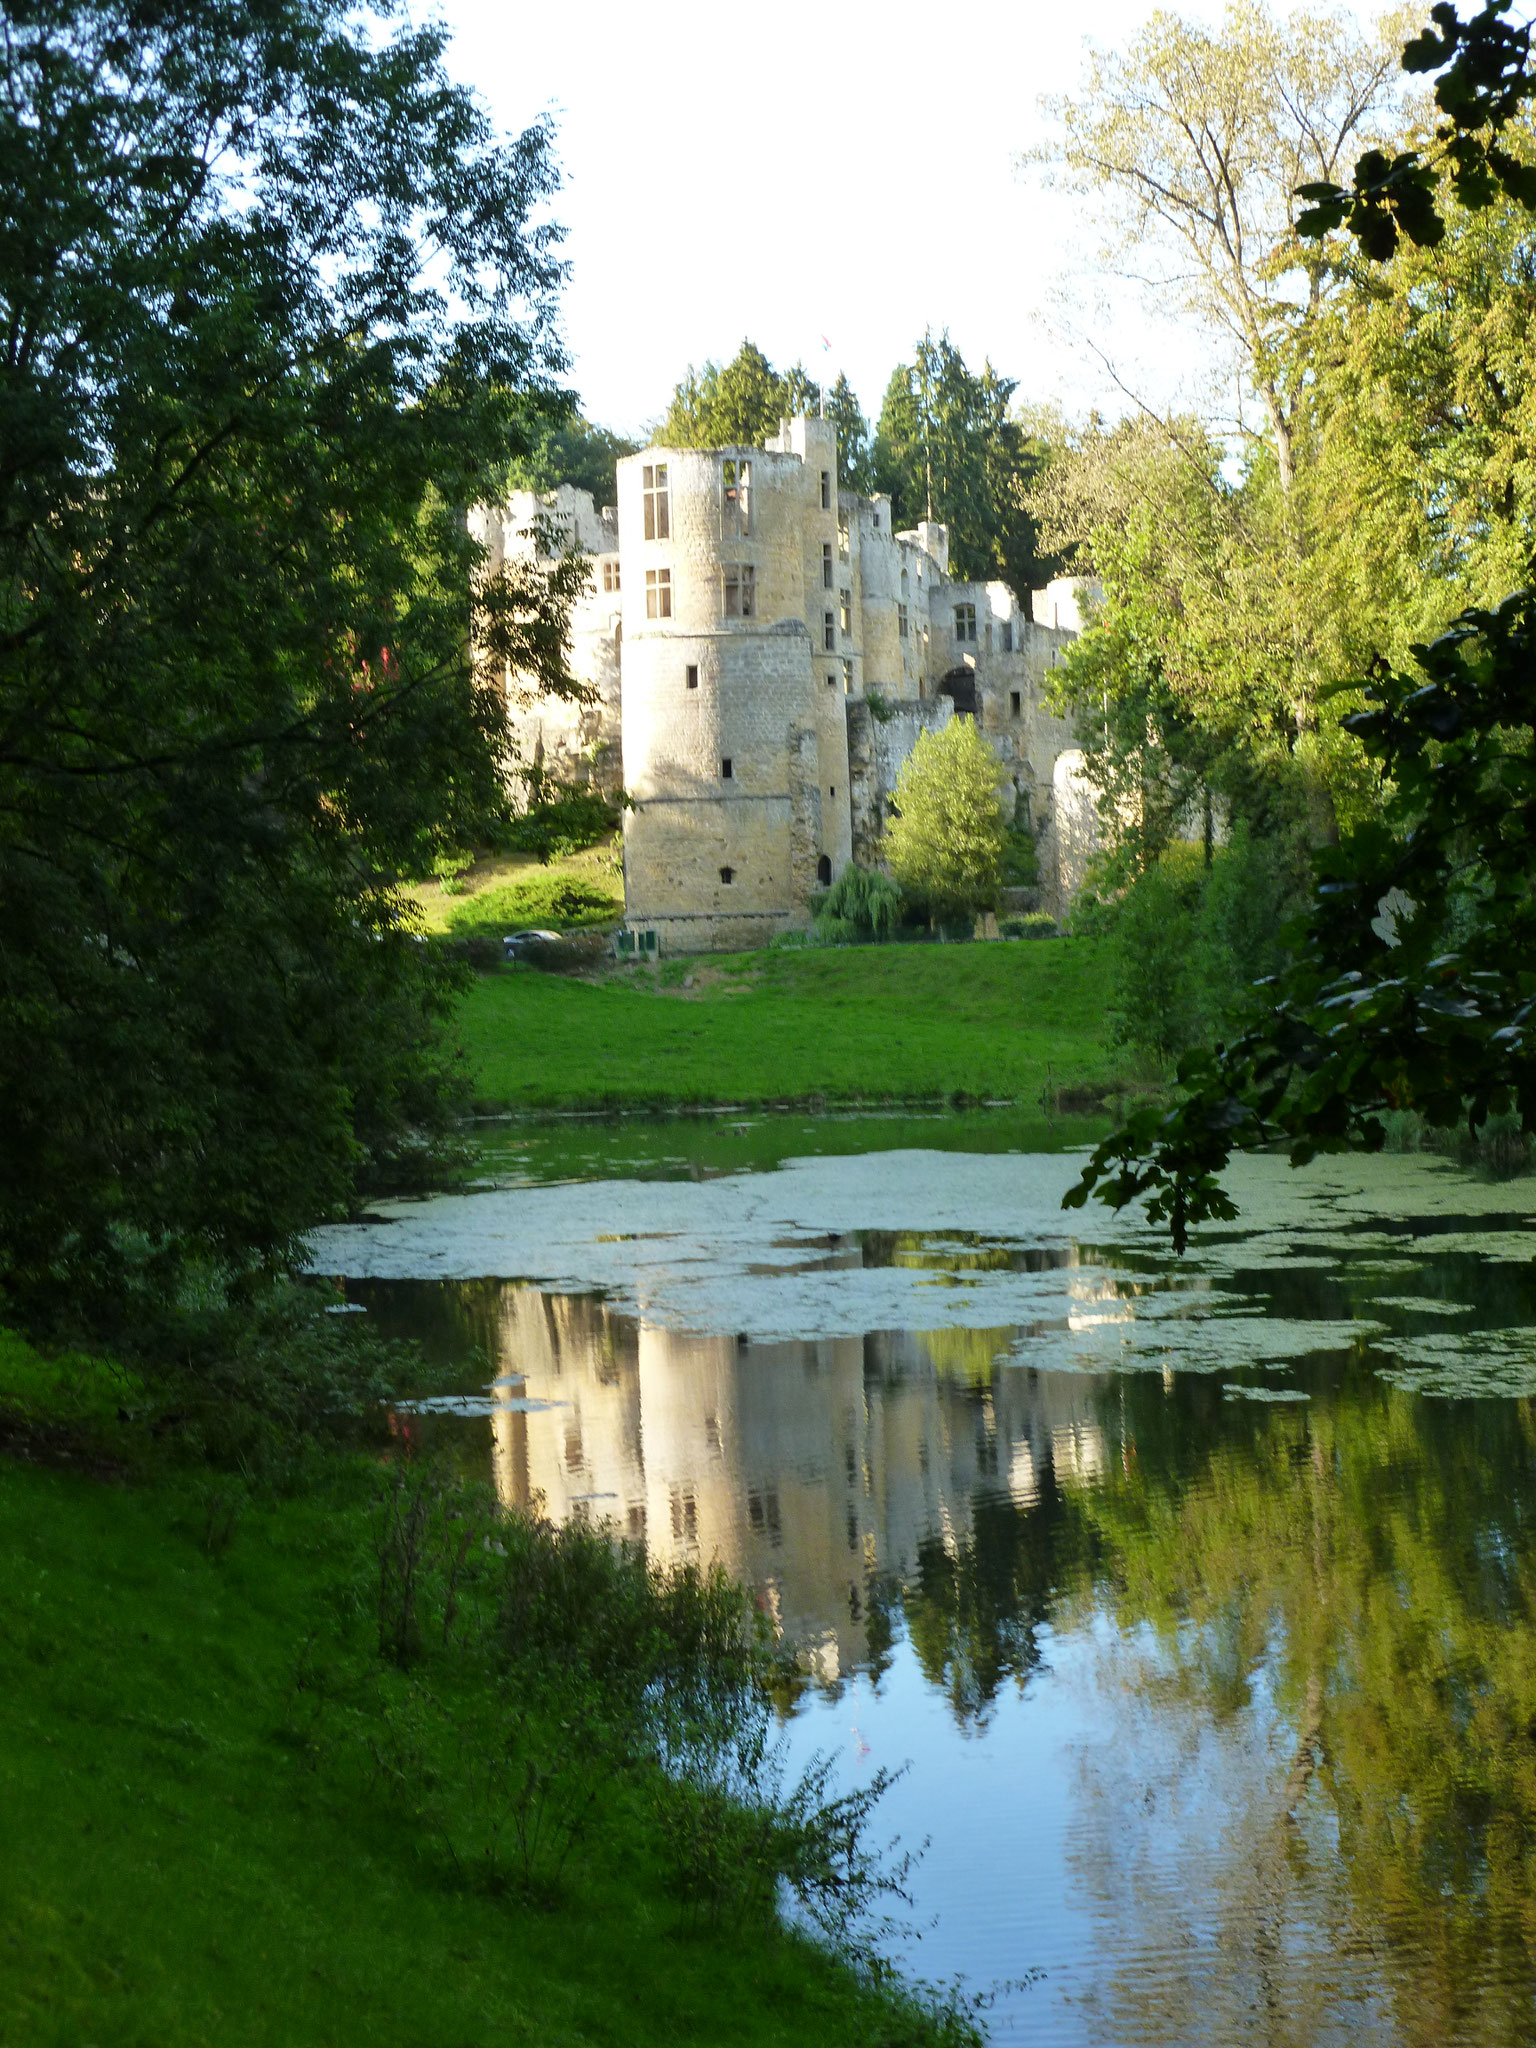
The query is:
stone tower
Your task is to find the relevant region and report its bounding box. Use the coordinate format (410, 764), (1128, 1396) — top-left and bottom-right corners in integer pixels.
(617, 418), (854, 953)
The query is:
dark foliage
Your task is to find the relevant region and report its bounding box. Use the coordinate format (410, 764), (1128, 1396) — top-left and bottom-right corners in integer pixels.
(0, 0), (584, 1329)
(1068, 595), (1536, 1247)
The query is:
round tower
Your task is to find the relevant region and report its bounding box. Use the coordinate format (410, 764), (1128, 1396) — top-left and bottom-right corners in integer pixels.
(617, 436), (851, 953)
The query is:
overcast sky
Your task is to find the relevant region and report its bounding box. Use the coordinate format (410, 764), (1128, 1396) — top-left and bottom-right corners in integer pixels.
(438, 0), (1411, 439)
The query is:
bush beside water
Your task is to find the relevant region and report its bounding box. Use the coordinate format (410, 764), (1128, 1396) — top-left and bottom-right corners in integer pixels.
(1100, 825), (1311, 1063)
(0, 1316), (984, 2046)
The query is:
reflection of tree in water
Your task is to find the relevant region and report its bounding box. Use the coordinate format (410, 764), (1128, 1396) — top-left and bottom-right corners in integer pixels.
(1060, 1370), (1536, 2048)
(912, 1324), (1016, 1388)
(901, 1472), (1100, 1726)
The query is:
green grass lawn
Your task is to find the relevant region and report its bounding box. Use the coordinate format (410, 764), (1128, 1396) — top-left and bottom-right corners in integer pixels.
(0, 1332), (969, 2048)
(457, 938), (1124, 1111)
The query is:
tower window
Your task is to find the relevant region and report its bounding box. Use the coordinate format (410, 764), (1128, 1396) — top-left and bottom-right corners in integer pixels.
(840, 589), (852, 635)
(823, 542), (833, 589)
(722, 458), (751, 536)
(686, 665), (699, 689)
(1002, 619), (1013, 653)
(723, 564), (755, 618)
(642, 463), (670, 541)
(898, 603), (909, 638)
(720, 866), (735, 884)
(720, 757), (733, 779)
(821, 470), (831, 510)
(645, 566), (672, 619)
(1010, 689), (1021, 716)
(827, 672), (837, 687)
(824, 611), (835, 651)
(842, 658), (853, 693)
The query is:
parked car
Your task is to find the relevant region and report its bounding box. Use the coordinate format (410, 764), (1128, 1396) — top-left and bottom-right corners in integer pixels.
(502, 928), (564, 962)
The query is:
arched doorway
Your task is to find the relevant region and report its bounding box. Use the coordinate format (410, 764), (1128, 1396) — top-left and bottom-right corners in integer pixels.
(816, 853), (833, 887)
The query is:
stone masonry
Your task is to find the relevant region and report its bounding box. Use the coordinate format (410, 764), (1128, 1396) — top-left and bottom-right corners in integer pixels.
(474, 416), (1097, 951)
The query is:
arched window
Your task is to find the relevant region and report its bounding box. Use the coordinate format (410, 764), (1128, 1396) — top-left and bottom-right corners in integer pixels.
(817, 854), (832, 886)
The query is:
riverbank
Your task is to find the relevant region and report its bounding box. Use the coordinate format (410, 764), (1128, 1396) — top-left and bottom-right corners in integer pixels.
(458, 938), (1128, 1113)
(0, 1330), (976, 2048)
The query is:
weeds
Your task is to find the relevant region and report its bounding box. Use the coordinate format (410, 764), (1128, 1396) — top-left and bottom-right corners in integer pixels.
(356, 1473), (929, 1964)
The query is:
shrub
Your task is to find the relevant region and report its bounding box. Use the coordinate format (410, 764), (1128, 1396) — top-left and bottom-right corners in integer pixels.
(883, 722), (1008, 927)
(1001, 828), (1039, 887)
(503, 785), (621, 864)
(431, 850), (475, 894)
(446, 872), (620, 937)
(1106, 826), (1312, 1062)
(999, 912), (1057, 940)
(1105, 846), (1206, 1062)
(815, 864), (904, 943)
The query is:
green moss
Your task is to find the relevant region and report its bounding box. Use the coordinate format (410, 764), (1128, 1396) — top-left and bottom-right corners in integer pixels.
(458, 938), (1123, 1111)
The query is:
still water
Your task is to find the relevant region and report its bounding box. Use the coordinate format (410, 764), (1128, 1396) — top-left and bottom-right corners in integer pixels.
(310, 1120), (1536, 2045)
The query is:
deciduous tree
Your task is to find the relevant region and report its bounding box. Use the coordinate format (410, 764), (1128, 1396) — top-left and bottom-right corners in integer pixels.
(883, 722), (1009, 929)
(0, 0), (580, 1330)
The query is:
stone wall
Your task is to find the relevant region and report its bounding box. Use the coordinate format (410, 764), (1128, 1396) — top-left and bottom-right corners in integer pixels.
(468, 418), (1096, 955)
(468, 485), (624, 796)
(845, 695), (954, 869)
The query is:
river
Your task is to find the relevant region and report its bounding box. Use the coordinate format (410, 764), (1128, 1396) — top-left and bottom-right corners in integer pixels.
(308, 1116), (1536, 2046)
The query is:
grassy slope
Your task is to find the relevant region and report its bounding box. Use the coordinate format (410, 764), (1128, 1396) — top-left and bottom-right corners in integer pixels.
(405, 842), (623, 938)
(458, 939), (1122, 1111)
(0, 1334), (954, 2048)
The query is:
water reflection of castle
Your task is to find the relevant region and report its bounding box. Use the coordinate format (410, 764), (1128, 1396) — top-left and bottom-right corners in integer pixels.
(487, 1284), (1112, 1683)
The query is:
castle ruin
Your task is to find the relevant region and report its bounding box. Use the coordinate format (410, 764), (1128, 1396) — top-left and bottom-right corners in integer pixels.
(471, 415), (1097, 952)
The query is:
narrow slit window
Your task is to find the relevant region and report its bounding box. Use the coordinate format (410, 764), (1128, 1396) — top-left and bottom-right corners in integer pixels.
(723, 564), (755, 618)
(821, 470), (831, 511)
(842, 658), (853, 693)
(722, 458), (751, 537)
(686, 664), (699, 689)
(1010, 689), (1021, 716)
(824, 611), (836, 651)
(719, 865), (735, 884)
(898, 603), (909, 638)
(645, 566), (672, 619)
(822, 542), (833, 589)
(642, 463), (670, 541)
(1002, 620), (1013, 653)
(720, 757), (733, 779)
(839, 589), (852, 635)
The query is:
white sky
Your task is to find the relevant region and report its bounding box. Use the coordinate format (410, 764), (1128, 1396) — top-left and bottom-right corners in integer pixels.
(438, 0), (1412, 439)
